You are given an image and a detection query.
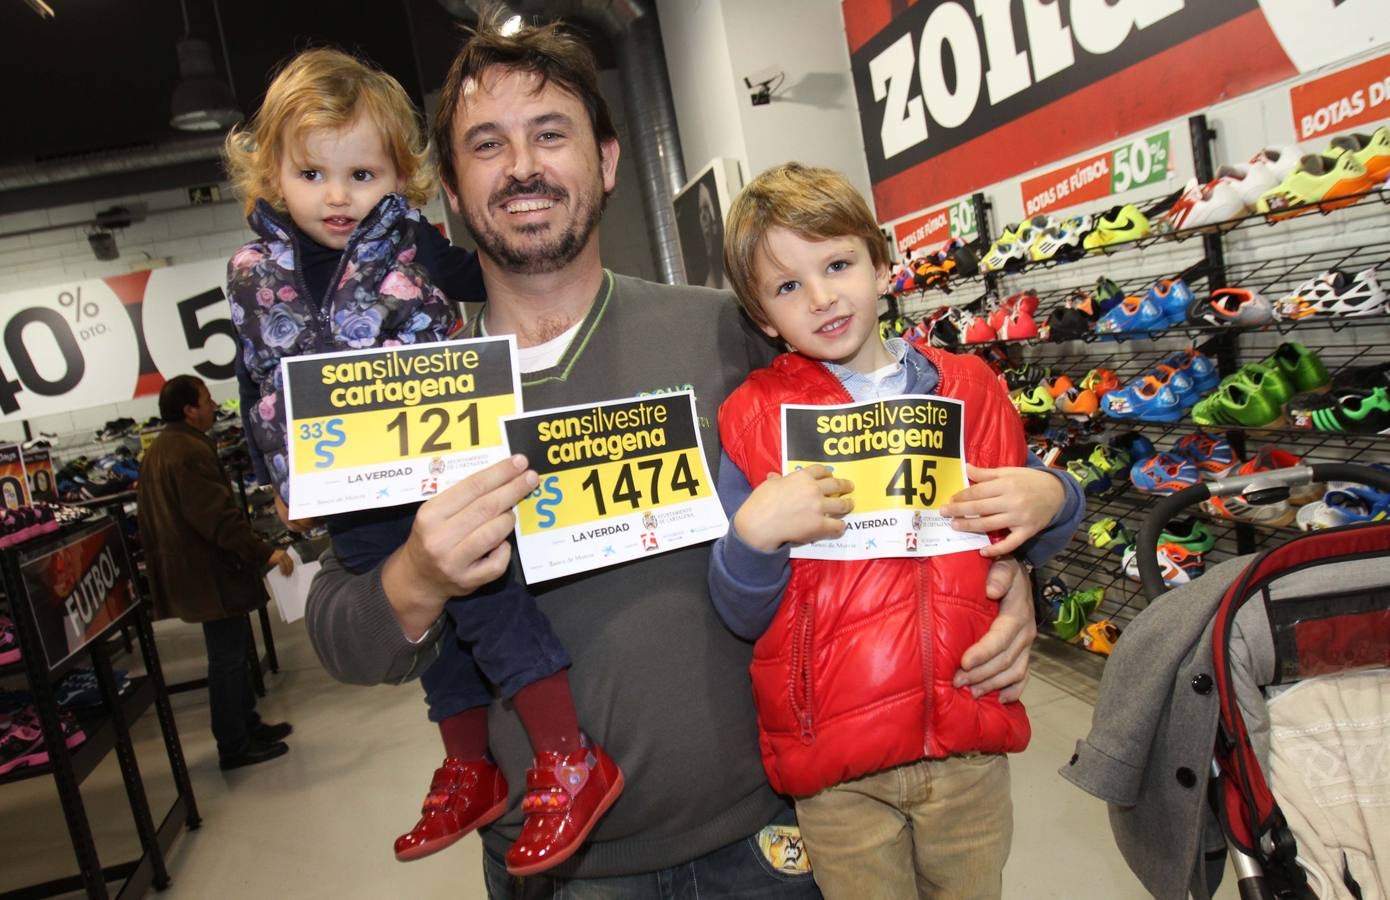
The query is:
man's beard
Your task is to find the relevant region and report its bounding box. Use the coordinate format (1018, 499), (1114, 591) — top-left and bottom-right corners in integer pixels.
(464, 176), (605, 275)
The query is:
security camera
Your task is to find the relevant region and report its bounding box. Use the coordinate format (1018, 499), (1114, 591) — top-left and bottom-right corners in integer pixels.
(743, 64), (781, 88)
(743, 65), (783, 107)
(88, 230), (119, 261)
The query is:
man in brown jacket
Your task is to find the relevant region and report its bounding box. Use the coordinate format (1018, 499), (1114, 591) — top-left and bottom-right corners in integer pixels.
(137, 375), (294, 771)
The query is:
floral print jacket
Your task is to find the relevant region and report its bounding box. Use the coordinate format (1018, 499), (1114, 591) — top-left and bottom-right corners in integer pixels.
(226, 194), (457, 503)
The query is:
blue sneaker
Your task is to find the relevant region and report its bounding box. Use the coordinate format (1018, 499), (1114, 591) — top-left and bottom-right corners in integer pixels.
(1112, 432), (1156, 463)
(1130, 452), (1201, 494)
(1146, 278), (1194, 328)
(1095, 295), (1166, 337)
(1159, 349), (1221, 394)
(1146, 364), (1200, 411)
(1173, 431), (1239, 479)
(1103, 376), (1186, 422)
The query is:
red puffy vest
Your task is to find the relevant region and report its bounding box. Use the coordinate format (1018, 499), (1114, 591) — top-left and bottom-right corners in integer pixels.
(719, 347), (1031, 798)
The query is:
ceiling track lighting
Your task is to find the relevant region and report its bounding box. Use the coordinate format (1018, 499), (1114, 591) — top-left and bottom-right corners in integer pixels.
(23, 0), (55, 18)
(170, 0), (242, 132)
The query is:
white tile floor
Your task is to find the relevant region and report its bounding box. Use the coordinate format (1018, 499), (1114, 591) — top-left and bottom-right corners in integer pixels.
(0, 618), (1237, 899)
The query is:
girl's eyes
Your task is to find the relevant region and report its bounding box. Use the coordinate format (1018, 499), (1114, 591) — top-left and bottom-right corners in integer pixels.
(352, 170), (375, 182)
(776, 281), (799, 295)
(299, 170), (321, 181)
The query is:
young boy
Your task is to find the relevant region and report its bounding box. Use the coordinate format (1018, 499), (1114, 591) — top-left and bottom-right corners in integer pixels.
(710, 163), (1082, 899)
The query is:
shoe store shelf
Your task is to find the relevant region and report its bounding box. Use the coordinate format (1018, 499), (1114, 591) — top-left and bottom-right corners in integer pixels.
(984, 114), (1390, 665)
(897, 176), (1389, 303)
(0, 676), (152, 789)
(0, 513), (199, 898)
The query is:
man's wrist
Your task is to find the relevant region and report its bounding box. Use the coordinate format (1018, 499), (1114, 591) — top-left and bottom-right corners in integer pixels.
(381, 551), (450, 642)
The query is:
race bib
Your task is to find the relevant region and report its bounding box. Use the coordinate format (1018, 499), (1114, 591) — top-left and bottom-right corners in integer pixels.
(782, 395), (988, 560)
(282, 336), (521, 518)
(503, 392), (727, 584)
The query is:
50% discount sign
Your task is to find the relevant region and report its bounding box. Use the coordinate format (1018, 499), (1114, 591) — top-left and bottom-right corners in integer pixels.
(281, 336), (521, 518)
(502, 391), (727, 584)
(781, 395), (987, 561)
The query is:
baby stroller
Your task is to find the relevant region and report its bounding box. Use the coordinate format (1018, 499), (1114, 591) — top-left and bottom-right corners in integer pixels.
(1062, 463), (1390, 899)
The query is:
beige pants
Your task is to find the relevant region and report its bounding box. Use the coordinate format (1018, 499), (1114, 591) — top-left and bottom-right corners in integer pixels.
(794, 755), (1013, 900)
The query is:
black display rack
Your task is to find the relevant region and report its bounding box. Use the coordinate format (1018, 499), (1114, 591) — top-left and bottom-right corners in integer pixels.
(0, 513), (199, 899)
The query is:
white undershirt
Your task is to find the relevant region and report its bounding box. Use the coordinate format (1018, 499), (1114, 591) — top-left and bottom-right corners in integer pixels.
(478, 316), (583, 374)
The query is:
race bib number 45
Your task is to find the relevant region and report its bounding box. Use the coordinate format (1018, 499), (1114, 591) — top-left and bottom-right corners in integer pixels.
(504, 392), (727, 584)
(282, 336), (521, 518)
(782, 395), (988, 560)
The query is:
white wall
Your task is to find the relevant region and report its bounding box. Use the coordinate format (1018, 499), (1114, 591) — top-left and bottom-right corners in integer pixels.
(720, 0), (873, 199)
(657, 0), (871, 200)
(657, 0), (748, 185)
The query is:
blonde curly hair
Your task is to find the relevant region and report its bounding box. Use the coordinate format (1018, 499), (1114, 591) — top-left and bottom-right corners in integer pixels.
(224, 48), (436, 217)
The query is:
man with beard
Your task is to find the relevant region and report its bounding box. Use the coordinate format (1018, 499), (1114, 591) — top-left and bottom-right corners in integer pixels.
(306, 20), (1057, 896)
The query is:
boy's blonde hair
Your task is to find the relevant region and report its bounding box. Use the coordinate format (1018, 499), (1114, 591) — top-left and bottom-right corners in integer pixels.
(723, 162), (889, 327)
(224, 48), (435, 217)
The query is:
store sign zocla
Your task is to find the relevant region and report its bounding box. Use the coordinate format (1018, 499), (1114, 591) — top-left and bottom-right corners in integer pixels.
(0, 258), (235, 423)
(844, 0), (1311, 221)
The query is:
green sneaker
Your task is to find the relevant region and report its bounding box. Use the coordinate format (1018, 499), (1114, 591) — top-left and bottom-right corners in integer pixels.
(1087, 517), (1133, 552)
(1053, 587), (1104, 641)
(1262, 342), (1330, 393)
(1192, 380), (1284, 427)
(1232, 363), (1295, 406)
(1088, 445), (1132, 479)
(1013, 384), (1055, 415)
(1159, 516), (1215, 554)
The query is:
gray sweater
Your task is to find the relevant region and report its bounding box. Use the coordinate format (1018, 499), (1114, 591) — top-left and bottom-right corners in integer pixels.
(304, 272), (785, 877)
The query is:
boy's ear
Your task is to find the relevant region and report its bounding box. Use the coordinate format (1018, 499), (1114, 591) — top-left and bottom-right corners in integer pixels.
(758, 321), (781, 341)
(874, 261), (891, 296)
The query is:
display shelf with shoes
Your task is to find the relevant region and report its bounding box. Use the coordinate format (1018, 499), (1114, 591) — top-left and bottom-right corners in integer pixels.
(0, 514), (199, 899)
(1002, 115), (1390, 667)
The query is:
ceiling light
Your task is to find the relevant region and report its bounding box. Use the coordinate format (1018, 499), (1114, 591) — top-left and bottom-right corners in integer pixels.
(170, 0), (241, 132)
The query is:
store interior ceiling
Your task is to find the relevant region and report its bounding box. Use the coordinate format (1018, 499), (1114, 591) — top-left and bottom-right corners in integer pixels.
(0, 0), (622, 217)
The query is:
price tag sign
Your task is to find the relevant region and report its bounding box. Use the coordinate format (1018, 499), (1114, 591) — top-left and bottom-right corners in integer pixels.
(0, 444), (31, 509)
(503, 392), (727, 584)
(23, 447), (58, 502)
(281, 336), (521, 518)
(781, 395), (987, 560)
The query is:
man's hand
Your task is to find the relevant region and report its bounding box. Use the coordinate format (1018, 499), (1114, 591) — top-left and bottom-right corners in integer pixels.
(269, 548), (294, 576)
(942, 464), (1065, 557)
(733, 465), (854, 552)
(274, 494), (319, 534)
(954, 556), (1036, 702)
(382, 455), (538, 640)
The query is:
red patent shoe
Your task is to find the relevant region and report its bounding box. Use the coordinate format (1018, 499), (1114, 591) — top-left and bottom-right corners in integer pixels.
(504, 742), (624, 876)
(394, 757), (508, 862)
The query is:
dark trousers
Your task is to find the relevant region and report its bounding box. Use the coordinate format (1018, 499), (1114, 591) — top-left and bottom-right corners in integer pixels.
(482, 806), (823, 898)
(419, 575), (571, 722)
(202, 614), (258, 758)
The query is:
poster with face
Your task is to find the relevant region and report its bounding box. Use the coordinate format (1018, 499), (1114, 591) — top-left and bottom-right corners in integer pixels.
(674, 159), (743, 291)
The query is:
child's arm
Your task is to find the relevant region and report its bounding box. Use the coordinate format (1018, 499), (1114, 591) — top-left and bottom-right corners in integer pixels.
(707, 453), (852, 640)
(941, 455), (1084, 562)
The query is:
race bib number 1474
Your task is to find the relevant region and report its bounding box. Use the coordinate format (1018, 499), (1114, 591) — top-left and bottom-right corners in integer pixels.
(504, 392), (727, 584)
